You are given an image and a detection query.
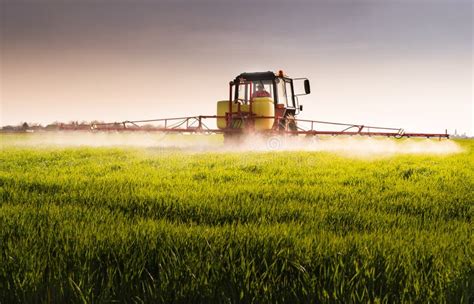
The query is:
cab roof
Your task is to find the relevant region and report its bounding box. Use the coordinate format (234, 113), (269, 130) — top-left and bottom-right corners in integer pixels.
(234, 71), (276, 82)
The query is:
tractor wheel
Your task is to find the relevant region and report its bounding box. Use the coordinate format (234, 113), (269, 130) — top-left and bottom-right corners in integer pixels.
(286, 114), (298, 131)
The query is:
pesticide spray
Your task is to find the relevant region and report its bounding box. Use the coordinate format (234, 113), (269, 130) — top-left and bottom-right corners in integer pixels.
(3, 132), (462, 157)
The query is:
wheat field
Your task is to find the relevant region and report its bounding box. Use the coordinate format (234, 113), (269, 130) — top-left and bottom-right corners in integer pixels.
(0, 135), (472, 303)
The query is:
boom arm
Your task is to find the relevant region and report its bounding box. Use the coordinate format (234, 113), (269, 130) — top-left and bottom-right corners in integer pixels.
(59, 116), (449, 139)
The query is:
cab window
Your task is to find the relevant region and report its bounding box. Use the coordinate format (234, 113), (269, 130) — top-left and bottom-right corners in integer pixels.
(237, 83), (249, 103)
(251, 80), (273, 99)
(276, 78), (294, 107)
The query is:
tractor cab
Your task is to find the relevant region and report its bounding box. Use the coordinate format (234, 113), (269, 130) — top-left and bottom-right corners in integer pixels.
(216, 70), (310, 132)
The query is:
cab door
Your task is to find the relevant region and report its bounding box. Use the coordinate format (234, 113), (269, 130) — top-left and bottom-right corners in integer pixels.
(275, 77), (297, 130)
(276, 78), (295, 109)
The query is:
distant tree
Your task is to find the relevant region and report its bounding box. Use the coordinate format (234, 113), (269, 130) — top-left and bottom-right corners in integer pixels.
(2, 125), (16, 131)
(45, 124), (59, 131)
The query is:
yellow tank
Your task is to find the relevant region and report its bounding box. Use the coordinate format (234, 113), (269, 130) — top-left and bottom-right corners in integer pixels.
(216, 100), (249, 129)
(252, 97), (275, 130)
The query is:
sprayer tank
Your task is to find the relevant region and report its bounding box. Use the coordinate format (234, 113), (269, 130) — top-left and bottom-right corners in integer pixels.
(216, 98), (274, 130)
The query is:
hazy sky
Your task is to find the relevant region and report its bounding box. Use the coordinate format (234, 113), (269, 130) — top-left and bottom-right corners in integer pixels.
(1, 0), (472, 134)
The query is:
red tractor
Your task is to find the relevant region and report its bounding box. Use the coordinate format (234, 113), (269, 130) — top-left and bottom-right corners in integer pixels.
(80, 70), (449, 141)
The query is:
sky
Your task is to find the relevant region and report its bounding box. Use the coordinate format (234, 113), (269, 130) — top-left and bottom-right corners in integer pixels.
(1, 0), (472, 135)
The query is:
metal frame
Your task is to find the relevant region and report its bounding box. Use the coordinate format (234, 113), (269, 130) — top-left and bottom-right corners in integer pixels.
(59, 116), (449, 139)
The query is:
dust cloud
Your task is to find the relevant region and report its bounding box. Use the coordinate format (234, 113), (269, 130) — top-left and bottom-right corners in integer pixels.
(232, 134), (462, 156)
(2, 132), (462, 156)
